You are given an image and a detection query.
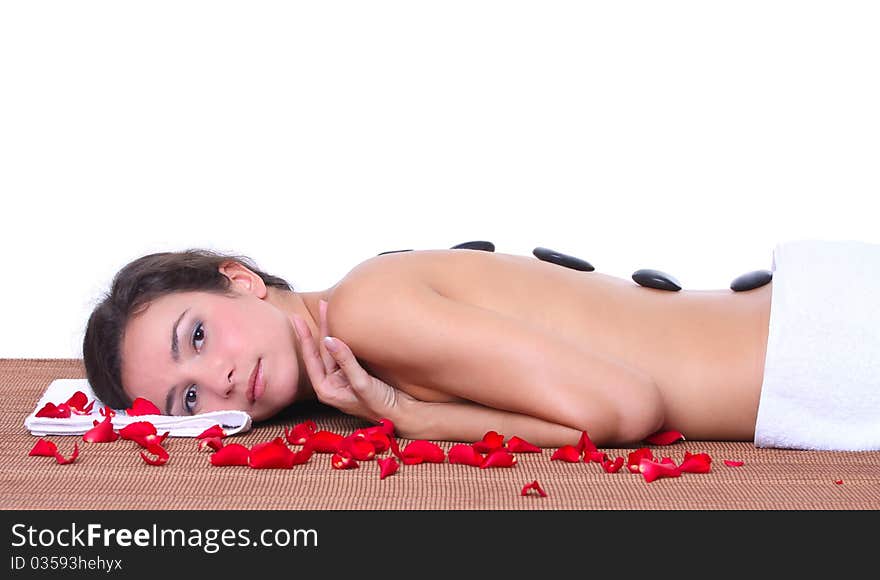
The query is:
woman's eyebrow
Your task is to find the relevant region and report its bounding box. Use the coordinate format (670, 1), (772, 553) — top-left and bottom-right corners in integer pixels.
(170, 308), (191, 363)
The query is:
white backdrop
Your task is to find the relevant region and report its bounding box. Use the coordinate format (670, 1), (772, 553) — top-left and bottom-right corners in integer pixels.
(1, 1), (878, 358)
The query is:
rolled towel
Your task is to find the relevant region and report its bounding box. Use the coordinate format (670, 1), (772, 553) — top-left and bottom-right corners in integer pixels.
(754, 238), (880, 451)
(25, 378), (252, 437)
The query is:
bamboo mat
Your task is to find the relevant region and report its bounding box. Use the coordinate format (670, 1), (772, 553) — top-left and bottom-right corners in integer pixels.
(2, 359), (878, 510)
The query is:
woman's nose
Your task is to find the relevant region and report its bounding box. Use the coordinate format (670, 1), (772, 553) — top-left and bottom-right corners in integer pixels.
(199, 362), (235, 397)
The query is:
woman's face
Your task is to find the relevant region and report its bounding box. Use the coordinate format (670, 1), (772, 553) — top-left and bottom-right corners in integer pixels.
(119, 285), (303, 422)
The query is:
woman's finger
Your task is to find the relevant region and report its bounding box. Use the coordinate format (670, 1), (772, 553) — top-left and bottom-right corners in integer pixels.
(323, 336), (371, 394)
(318, 299), (336, 374)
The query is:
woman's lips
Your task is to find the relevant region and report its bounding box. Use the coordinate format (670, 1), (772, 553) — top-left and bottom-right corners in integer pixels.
(248, 359), (265, 403)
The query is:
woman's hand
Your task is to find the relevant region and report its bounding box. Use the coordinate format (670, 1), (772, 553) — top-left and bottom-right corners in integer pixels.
(291, 299), (416, 424)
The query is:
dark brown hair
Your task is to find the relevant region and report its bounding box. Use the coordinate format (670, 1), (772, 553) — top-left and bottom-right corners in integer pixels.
(82, 249), (293, 410)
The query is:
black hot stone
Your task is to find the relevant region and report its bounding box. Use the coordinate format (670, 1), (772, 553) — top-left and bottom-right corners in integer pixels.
(730, 269), (773, 292)
(532, 247), (595, 271)
(632, 269), (682, 291)
(376, 249), (413, 255)
(451, 240), (496, 252)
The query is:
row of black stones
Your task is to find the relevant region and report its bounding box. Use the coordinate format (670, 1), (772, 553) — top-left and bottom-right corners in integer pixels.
(377, 241), (772, 292)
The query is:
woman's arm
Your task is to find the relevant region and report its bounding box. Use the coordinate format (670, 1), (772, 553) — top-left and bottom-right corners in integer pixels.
(397, 396), (584, 448)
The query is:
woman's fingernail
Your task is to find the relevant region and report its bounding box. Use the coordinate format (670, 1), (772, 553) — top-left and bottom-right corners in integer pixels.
(323, 336), (339, 352)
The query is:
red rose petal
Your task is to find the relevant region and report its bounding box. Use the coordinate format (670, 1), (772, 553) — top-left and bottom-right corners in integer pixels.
(196, 425), (226, 439)
(127, 397), (162, 416)
(290, 446), (313, 465)
(250, 437), (297, 469)
(365, 431), (391, 454)
(480, 448), (517, 468)
(305, 430), (344, 453)
(331, 451), (359, 470)
(506, 436), (541, 453)
(401, 440), (445, 464)
(643, 430), (685, 445)
(378, 457), (399, 480)
(36, 402), (71, 419)
(521, 480), (547, 497)
(576, 431), (598, 454)
(340, 437), (377, 461)
(834, 479), (844, 485)
(198, 436), (225, 452)
(54, 443), (79, 465)
(723, 459), (744, 467)
(626, 447), (654, 473)
(638, 458), (681, 483)
(83, 415), (119, 443)
(29, 438), (58, 457)
(377, 418), (396, 438)
(284, 420), (317, 445)
(679, 451), (712, 473)
(448, 444), (485, 467)
(601, 456), (625, 473)
(473, 431), (505, 453)
(550, 445), (581, 463)
(210, 443), (250, 466)
(140, 443), (169, 466)
(66, 391), (93, 414)
(586, 450), (608, 464)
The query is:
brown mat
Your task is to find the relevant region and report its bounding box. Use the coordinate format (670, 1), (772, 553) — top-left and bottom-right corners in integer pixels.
(2, 359), (878, 510)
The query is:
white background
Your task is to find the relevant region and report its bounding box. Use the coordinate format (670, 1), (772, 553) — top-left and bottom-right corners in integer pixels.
(1, 1), (878, 358)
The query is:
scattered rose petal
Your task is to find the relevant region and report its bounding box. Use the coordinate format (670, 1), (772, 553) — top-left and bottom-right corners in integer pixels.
(28, 439), (58, 457)
(481, 448), (517, 468)
(284, 420), (317, 445)
(66, 391), (94, 414)
(601, 456), (625, 473)
(627, 448), (654, 473)
(576, 431), (598, 454)
(722, 459), (744, 467)
(448, 444), (484, 467)
(139, 443), (169, 466)
(83, 415), (119, 443)
(127, 397), (162, 416)
(290, 446), (313, 466)
(401, 440), (445, 465)
(834, 479), (844, 485)
(506, 436), (541, 453)
(378, 457), (399, 480)
(196, 425), (226, 439)
(210, 443), (250, 466)
(586, 450), (608, 464)
(331, 451), (359, 470)
(473, 431), (505, 454)
(305, 430), (344, 453)
(364, 430), (391, 454)
(679, 451), (712, 473)
(119, 421), (167, 448)
(377, 418), (396, 438)
(36, 402), (71, 419)
(54, 443), (79, 465)
(250, 437), (297, 469)
(643, 430), (685, 445)
(521, 480), (547, 497)
(340, 437), (376, 461)
(660, 457), (676, 466)
(198, 437), (225, 452)
(638, 458), (681, 483)
(551, 445), (581, 463)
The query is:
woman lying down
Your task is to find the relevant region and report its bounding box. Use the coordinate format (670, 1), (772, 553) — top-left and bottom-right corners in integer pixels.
(82, 240), (880, 452)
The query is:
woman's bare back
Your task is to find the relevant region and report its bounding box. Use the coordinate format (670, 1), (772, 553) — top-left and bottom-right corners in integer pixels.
(347, 248), (772, 441)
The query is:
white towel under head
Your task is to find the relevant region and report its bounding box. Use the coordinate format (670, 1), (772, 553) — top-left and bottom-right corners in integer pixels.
(24, 378), (252, 437)
(754, 239), (880, 451)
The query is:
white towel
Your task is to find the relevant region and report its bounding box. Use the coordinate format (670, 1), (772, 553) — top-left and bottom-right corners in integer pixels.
(24, 378), (252, 437)
(754, 239), (880, 451)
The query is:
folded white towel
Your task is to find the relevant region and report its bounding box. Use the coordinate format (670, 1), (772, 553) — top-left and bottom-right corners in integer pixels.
(25, 378), (252, 437)
(754, 239), (880, 451)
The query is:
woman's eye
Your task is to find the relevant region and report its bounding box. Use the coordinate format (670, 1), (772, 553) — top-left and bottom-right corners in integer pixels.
(192, 322), (205, 351)
(183, 385), (198, 414)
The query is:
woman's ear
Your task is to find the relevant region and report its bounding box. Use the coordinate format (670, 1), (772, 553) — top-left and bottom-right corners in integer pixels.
(218, 260), (268, 299)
